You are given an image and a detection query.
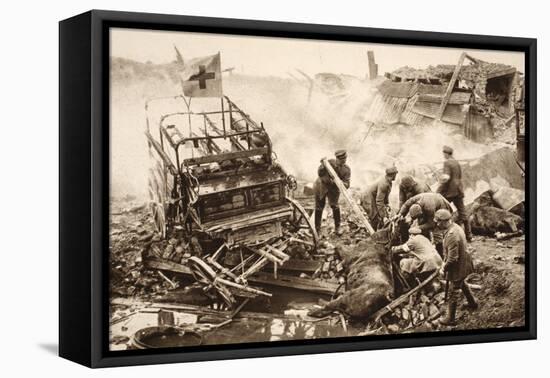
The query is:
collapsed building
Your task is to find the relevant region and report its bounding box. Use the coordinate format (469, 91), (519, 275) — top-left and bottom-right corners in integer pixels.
(365, 53), (524, 145)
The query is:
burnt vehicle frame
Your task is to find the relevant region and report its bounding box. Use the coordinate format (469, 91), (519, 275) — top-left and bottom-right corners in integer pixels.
(143, 94), (326, 308)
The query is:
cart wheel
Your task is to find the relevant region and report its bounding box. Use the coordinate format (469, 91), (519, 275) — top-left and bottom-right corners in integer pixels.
(188, 257), (236, 309)
(285, 197), (319, 248)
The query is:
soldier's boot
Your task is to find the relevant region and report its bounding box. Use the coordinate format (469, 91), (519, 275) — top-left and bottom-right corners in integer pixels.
(314, 209), (323, 234)
(464, 219), (473, 243)
(332, 207), (342, 236)
(439, 301), (457, 326)
(462, 283), (479, 310)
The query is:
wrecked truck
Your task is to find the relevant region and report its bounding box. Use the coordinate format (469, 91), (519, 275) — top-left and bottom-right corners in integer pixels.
(143, 95), (340, 309)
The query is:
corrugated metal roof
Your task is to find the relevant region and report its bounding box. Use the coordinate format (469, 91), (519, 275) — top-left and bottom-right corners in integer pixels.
(411, 102), (470, 125)
(417, 84), (445, 95)
(377, 80), (418, 98)
(417, 91), (471, 105)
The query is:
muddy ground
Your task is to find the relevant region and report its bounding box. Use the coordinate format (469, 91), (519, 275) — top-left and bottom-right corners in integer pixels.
(109, 193), (525, 349)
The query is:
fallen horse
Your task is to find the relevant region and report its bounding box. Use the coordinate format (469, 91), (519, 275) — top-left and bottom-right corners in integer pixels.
(309, 226), (396, 318)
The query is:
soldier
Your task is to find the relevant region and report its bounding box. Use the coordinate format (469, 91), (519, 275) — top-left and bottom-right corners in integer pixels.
(361, 166), (398, 230)
(391, 226), (443, 282)
(434, 209), (478, 326)
(314, 150), (351, 236)
(397, 192), (452, 239)
(399, 175), (431, 208)
(437, 145), (472, 242)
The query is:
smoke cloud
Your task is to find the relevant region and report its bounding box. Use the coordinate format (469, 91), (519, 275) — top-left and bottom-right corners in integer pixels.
(110, 66), (494, 203)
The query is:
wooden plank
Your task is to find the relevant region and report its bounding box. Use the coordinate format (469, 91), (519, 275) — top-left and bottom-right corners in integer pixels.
(145, 258), (192, 274)
(371, 271), (438, 321)
(224, 253), (322, 272)
(322, 158), (375, 234)
(184, 147), (268, 165)
(144, 258), (337, 295)
(436, 52), (466, 121)
(251, 271), (339, 295)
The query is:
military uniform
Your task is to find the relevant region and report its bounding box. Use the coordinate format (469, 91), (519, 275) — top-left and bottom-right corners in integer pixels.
(361, 170), (396, 230)
(399, 175), (431, 208)
(437, 146), (472, 241)
(394, 231), (443, 278)
(399, 193), (452, 238)
(314, 153), (351, 233)
(440, 221), (477, 325)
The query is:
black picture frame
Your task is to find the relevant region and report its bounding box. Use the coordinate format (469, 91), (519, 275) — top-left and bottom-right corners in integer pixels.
(59, 9), (537, 368)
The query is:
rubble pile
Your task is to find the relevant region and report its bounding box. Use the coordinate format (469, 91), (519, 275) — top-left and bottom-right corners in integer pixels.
(144, 235), (203, 264)
(308, 241), (346, 285)
(110, 202), (175, 298)
(362, 281), (446, 334)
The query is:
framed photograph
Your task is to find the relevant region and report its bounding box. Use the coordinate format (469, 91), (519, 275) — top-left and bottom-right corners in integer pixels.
(59, 10), (536, 368)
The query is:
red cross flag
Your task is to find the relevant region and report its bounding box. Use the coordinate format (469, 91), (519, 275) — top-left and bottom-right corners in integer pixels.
(180, 52), (223, 98)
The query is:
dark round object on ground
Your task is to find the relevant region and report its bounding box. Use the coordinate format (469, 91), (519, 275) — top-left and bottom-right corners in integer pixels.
(132, 326), (202, 349)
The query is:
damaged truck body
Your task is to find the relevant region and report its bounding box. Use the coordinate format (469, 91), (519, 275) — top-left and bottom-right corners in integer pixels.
(143, 95), (339, 309)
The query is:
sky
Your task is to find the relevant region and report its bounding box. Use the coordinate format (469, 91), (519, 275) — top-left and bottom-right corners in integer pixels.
(111, 27), (525, 78)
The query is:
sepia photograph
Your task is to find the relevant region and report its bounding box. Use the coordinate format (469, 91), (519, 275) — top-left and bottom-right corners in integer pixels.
(108, 27), (527, 351)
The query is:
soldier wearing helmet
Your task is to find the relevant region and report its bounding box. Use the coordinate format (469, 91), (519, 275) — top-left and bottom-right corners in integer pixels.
(434, 209), (477, 326)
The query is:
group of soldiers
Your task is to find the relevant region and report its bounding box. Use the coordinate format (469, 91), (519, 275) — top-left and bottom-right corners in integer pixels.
(313, 146), (476, 326)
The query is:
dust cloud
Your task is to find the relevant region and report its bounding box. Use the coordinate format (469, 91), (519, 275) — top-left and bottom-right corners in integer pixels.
(110, 66), (492, 201)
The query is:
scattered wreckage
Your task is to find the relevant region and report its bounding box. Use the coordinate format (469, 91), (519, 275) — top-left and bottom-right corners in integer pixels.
(143, 95), (349, 310)
(141, 93), (439, 320)
(136, 52), (526, 325)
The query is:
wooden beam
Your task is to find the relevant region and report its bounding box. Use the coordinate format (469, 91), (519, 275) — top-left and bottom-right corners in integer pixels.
(370, 270), (438, 321)
(321, 158), (375, 235)
(251, 271), (339, 295)
(144, 258), (338, 295)
(224, 253), (322, 272)
(436, 52), (466, 121)
(464, 53), (480, 64)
